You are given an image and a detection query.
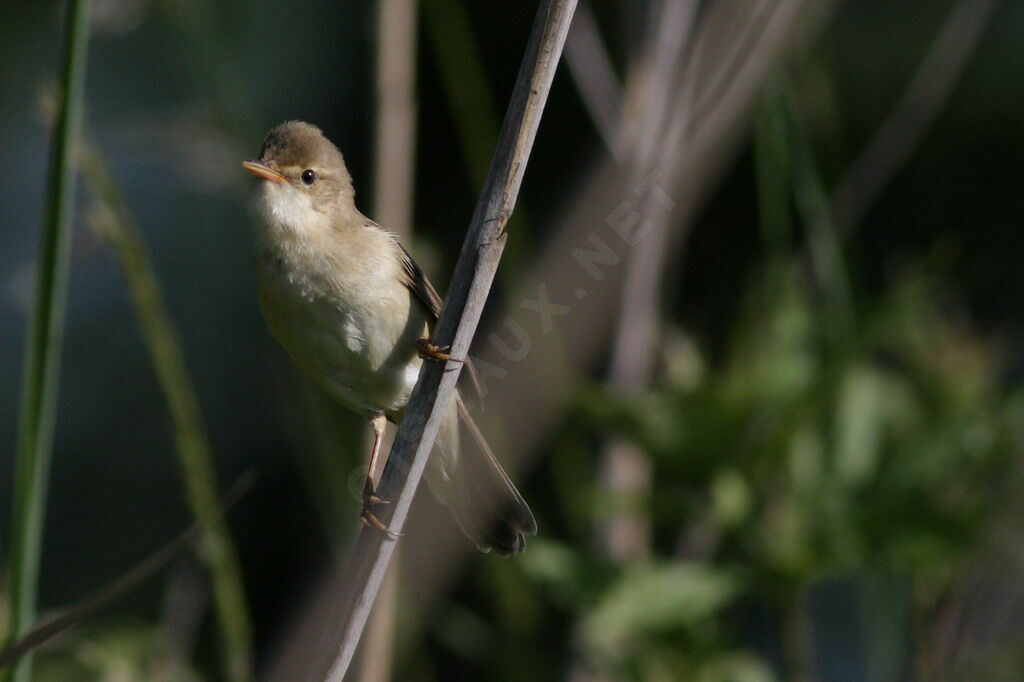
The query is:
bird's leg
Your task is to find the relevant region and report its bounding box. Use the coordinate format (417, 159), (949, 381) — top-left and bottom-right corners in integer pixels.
(360, 414), (396, 537)
(362, 414), (388, 505)
(416, 338), (462, 363)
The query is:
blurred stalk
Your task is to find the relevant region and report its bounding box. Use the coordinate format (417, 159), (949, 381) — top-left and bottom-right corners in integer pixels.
(782, 84), (855, 340)
(355, 562), (399, 682)
(422, 0), (499, 188)
(78, 141), (253, 682)
(754, 86), (793, 256)
(300, 382), (358, 540)
(593, 0), (697, 563)
(355, 0), (422, 679)
(373, 0), (419, 240)
(753, 96), (814, 682)
(4, 2), (91, 681)
(422, 0), (527, 280)
(582, 5), (698, 678)
(565, 1), (623, 159)
(832, 0), (997, 236)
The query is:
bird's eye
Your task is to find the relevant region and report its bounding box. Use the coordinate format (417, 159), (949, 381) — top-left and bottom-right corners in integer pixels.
(301, 169), (317, 185)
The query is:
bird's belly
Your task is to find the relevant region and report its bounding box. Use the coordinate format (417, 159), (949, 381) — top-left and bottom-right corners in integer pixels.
(258, 268), (425, 416)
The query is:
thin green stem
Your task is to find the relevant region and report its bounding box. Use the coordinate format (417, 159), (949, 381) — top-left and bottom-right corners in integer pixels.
(422, 0), (527, 278)
(5, 2), (91, 681)
(422, 0), (500, 188)
(79, 142), (254, 682)
(754, 86), (794, 256)
(783, 84), (855, 339)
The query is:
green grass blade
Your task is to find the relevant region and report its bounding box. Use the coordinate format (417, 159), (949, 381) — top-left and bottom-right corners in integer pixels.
(79, 141), (254, 682)
(422, 0), (501, 188)
(422, 0), (528, 278)
(754, 85), (794, 256)
(5, 2), (92, 681)
(783, 86), (855, 337)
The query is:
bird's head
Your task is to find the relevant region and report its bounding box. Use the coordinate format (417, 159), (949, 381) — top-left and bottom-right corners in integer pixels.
(243, 121), (356, 233)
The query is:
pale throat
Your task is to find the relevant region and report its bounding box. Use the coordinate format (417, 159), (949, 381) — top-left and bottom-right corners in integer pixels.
(257, 181), (326, 240)
(254, 181), (367, 289)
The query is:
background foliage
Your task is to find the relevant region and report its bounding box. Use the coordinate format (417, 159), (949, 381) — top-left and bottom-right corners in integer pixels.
(2, 0), (1024, 680)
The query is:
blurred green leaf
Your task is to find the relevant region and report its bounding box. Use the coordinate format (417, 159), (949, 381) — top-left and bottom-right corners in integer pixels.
(581, 562), (743, 655)
(519, 539), (615, 609)
(710, 469), (752, 529)
(695, 653), (776, 682)
(34, 621), (203, 682)
(834, 366), (885, 487)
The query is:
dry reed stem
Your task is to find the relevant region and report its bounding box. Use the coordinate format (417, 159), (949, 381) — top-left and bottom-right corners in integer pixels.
(318, 2), (578, 680)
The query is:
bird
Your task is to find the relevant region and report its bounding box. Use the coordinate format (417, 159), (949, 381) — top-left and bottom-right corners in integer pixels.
(242, 120), (536, 555)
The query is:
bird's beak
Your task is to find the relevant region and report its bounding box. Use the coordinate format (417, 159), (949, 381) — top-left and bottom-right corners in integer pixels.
(242, 160), (286, 183)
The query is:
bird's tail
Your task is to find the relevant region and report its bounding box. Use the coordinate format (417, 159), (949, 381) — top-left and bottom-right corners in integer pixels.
(425, 394), (537, 556)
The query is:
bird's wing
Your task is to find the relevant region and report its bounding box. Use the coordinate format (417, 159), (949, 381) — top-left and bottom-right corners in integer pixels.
(397, 240), (443, 320)
(394, 237), (485, 406)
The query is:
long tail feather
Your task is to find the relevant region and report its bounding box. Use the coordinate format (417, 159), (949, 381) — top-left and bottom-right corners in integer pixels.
(425, 394), (536, 556)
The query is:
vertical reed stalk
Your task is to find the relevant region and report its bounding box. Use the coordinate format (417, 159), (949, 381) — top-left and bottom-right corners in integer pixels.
(372, 0), (419, 240)
(5, 2), (92, 680)
(356, 0), (421, 679)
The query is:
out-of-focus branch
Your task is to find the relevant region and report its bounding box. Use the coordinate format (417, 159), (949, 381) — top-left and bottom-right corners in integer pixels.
(593, 0), (698, 564)
(640, 0), (830, 260)
(317, 3), (577, 680)
(685, 0), (774, 129)
(565, 1), (623, 159)
(619, 0), (698, 163)
(353, 565), (398, 682)
(831, 0), (997, 235)
(79, 141), (254, 682)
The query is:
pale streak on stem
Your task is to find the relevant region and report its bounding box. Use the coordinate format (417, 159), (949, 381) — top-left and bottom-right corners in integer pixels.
(831, 0), (997, 235)
(318, 2), (578, 680)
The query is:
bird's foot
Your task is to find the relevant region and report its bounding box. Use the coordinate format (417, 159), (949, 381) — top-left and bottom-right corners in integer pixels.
(360, 508), (400, 539)
(360, 485), (400, 539)
(417, 339), (461, 363)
